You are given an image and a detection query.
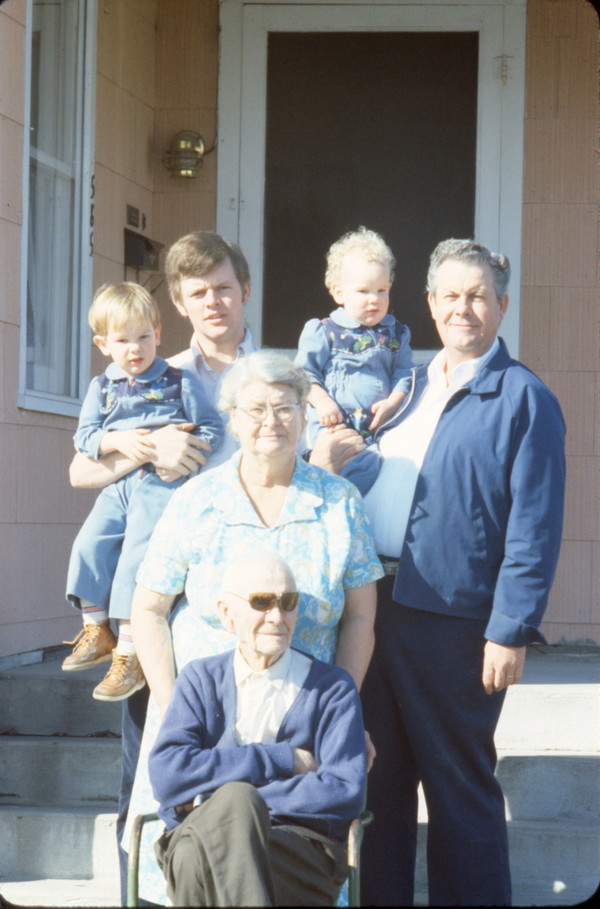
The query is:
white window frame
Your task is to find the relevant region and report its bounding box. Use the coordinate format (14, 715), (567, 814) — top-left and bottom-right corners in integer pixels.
(217, 0), (526, 358)
(19, 0), (97, 417)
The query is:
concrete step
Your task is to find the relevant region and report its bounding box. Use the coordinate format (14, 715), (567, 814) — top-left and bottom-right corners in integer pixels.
(0, 876), (119, 908)
(506, 818), (600, 904)
(414, 819), (600, 906)
(412, 648), (600, 905)
(495, 647), (599, 753)
(496, 753), (599, 823)
(0, 736), (120, 808)
(0, 653), (121, 738)
(0, 806), (119, 880)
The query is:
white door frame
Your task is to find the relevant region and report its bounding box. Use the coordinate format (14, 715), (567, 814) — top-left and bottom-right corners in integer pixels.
(217, 0), (526, 356)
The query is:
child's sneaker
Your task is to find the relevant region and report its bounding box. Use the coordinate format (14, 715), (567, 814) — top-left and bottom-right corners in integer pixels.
(62, 620), (117, 671)
(92, 652), (146, 702)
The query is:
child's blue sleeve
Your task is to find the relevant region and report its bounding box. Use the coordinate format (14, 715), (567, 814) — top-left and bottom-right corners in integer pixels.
(73, 377), (107, 459)
(295, 319), (331, 386)
(392, 323), (415, 394)
(180, 370), (225, 461)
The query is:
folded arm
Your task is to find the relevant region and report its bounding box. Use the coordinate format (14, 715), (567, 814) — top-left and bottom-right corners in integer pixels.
(150, 664), (366, 838)
(69, 424), (212, 489)
(149, 665), (297, 815)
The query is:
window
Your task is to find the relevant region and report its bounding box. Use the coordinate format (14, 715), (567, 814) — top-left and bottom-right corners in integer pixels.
(20, 0), (96, 416)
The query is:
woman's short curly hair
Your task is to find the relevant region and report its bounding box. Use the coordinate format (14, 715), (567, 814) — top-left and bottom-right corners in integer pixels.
(218, 350), (310, 424)
(324, 226), (396, 293)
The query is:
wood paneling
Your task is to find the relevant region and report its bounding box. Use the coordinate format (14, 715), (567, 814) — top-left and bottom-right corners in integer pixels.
(0, 525), (80, 627)
(521, 203), (597, 287)
(0, 116), (23, 223)
(519, 286), (551, 371)
(544, 540), (594, 623)
(0, 218), (21, 325)
(561, 456), (599, 542)
(521, 0), (599, 642)
(0, 12), (24, 123)
(0, 423), (19, 522)
(524, 118), (597, 204)
(540, 622), (599, 645)
(97, 0), (156, 108)
(538, 370), (597, 457)
(549, 289), (600, 372)
(0, 322), (19, 421)
(155, 0), (218, 109)
(556, 29), (598, 118)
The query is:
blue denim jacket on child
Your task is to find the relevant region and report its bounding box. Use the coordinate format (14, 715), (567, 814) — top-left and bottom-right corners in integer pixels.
(296, 308), (413, 441)
(66, 357), (224, 620)
(74, 356), (223, 462)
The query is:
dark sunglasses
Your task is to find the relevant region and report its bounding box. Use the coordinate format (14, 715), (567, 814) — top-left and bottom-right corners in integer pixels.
(226, 591), (299, 613)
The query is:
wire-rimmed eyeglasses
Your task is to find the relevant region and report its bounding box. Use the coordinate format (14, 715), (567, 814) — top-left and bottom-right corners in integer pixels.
(235, 403), (301, 423)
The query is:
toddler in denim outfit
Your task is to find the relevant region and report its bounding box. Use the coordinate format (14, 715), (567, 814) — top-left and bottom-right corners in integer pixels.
(62, 282), (224, 701)
(296, 227), (413, 494)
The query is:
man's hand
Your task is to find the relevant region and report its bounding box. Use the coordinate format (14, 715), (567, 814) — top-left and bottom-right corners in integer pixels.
(365, 730), (376, 772)
(482, 641), (526, 694)
(293, 748), (319, 775)
(154, 467), (183, 483)
(309, 423), (365, 474)
(146, 423), (211, 477)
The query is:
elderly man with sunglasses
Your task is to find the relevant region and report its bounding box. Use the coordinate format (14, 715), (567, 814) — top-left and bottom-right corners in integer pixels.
(148, 550), (366, 908)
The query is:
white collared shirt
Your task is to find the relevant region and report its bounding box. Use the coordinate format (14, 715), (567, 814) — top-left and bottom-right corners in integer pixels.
(233, 646), (312, 745)
(170, 329), (255, 400)
(364, 339), (500, 558)
(169, 329), (256, 467)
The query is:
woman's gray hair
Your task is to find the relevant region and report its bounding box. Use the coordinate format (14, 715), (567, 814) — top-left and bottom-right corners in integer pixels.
(426, 239), (511, 300)
(218, 350), (311, 415)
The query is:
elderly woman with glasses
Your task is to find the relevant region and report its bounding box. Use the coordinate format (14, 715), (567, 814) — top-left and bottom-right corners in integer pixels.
(126, 350), (382, 903)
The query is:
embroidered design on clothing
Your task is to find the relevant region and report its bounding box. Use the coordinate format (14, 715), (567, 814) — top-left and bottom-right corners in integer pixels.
(321, 318), (400, 355)
(98, 367), (185, 414)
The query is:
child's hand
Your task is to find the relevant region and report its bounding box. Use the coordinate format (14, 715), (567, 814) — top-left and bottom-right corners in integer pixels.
(315, 398), (344, 427)
(369, 392), (406, 431)
(155, 467), (183, 483)
(106, 429), (155, 462)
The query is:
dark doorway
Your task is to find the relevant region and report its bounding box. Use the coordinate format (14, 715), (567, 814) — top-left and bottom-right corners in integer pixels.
(263, 31), (478, 351)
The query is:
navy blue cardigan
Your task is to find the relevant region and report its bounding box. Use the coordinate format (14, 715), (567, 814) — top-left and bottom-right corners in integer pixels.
(149, 650), (367, 841)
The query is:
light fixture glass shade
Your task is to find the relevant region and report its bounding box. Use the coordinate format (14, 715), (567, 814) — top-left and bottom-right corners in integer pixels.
(162, 130), (205, 178)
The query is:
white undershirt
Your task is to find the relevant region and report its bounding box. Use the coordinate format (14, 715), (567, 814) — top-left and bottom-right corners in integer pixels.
(364, 339), (500, 558)
(233, 647), (312, 745)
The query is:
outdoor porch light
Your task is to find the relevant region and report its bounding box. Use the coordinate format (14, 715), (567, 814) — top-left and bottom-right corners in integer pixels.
(162, 130), (206, 178)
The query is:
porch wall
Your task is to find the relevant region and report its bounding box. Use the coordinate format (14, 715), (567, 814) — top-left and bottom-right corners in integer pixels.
(0, 0), (96, 660)
(520, 0), (599, 644)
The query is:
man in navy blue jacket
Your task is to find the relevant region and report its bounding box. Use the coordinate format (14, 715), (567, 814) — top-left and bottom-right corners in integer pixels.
(148, 550), (366, 907)
(347, 239), (565, 906)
